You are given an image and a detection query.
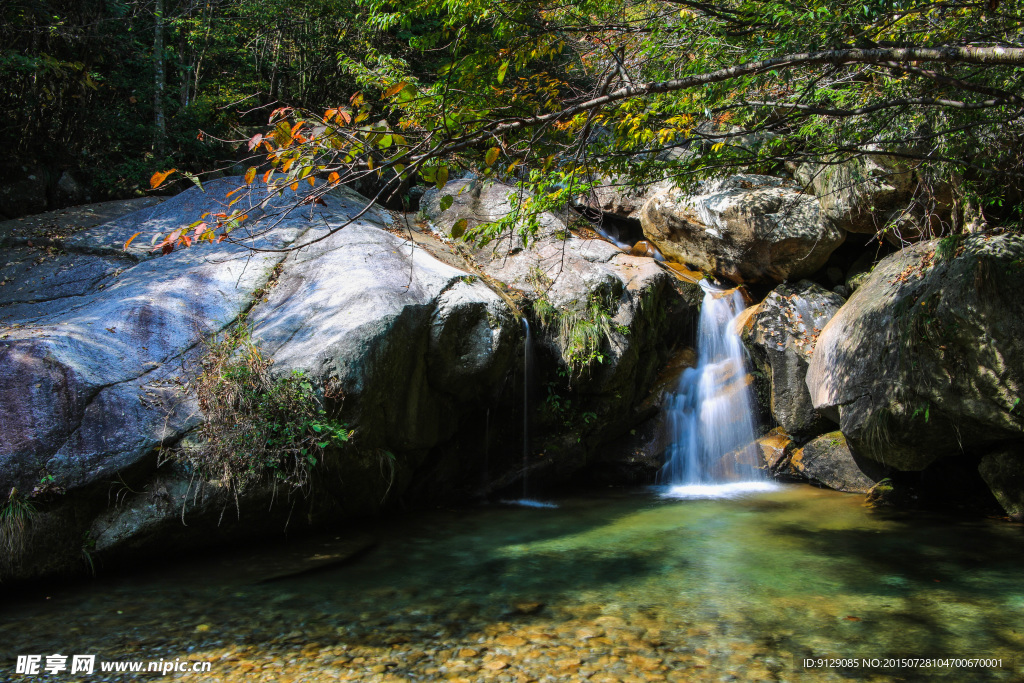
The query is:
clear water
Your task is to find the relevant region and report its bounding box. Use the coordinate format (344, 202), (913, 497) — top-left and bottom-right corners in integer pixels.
(3, 485), (1022, 682)
(663, 283), (762, 485)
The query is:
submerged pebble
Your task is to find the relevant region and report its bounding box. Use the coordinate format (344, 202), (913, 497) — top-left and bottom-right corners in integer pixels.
(2, 486), (1022, 682)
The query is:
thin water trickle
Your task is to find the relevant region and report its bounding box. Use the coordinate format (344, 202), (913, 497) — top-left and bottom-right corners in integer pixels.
(662, 281), (769, 495)
(522, 317), (533, 499)
(512, 317), (558, 509)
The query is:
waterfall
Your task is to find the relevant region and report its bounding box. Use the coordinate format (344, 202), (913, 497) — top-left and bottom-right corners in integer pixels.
(662, 281), (774, 497)
(522, 317), (533, 498)
(504, 318), (557, 508)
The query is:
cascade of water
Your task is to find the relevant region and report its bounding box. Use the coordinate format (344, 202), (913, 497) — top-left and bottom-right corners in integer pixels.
(662, 281), (765, 491)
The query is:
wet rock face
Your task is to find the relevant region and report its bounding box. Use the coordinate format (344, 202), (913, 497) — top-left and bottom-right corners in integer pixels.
(789, 431), (888, 493)
(740, 280), (844, 435)
(751, 427), (796, 476)
(638, 174), (845, 284)
(806, 232), (1024, 472)
(979, 449), (1024, 521)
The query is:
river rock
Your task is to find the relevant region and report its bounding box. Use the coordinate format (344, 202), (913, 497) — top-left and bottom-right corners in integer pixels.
(753, 428), (796, 475)
(806, 232), (1024, 471)
(739, 280), (844, 434)
(793, 156), (952, 242)
(790, 431), (887, 493)
(638, 174), (845, 284)
(978, 449), (1024, 521)
(422, 179), (697, 400)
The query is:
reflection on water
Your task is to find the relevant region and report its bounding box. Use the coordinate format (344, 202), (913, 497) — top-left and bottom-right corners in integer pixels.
(662, 481), (781, 499)
(2, 485), (1023, 682)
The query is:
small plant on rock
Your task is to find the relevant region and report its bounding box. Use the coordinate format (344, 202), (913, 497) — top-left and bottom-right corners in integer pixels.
(172, 324), (352, 495)
(0, 488), (36, 563)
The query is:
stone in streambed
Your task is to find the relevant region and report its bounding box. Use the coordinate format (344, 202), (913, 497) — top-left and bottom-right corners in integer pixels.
(978, 449), (1024, 521)
(790, 431), (887, 493)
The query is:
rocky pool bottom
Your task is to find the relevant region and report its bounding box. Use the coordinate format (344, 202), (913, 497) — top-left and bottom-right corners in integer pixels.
(2, 485), (1023, 682)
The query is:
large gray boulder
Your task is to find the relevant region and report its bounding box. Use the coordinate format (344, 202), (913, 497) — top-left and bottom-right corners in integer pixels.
(806, 232), (1024, 471)
(638, 174), (845, 284)
(422, 178), (697, 399)
(739, 280), (844, 434)
(793, 155), (952, 242)
(0, 178), (520, 578)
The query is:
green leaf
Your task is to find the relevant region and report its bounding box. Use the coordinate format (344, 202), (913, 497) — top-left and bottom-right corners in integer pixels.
(439, 195), (454, 211)
(485, 147), (500, 167)
(436, 165), (449, 190)
(182, 172), (204, 192)
(450, 218), (469, 239)
(496, 61), (509, 84)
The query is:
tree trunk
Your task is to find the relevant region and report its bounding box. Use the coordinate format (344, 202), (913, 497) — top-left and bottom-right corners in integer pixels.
(154, 0), (167, 155)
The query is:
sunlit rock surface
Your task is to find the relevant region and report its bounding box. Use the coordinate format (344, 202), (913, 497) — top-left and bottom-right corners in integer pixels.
(0, 179), (523, 578)
(639, 174), (845, 284)
(793, 155), (953, 242)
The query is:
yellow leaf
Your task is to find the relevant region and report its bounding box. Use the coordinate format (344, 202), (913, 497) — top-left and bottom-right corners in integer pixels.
(150, 168), (176, 189)
(485, 147), (500, 167)
(244, 167), (257, 185)
(282, 158), (295, 173)
(383, 81), (408, 99)
(711, 142), (726, 153)
(307, 176), (315, 186)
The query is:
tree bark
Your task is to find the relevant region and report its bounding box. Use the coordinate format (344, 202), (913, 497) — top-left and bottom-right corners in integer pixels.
(154, 0), (167, 155)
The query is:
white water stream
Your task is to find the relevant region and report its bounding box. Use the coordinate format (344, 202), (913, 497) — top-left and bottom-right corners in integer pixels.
(662, 281), (775, 498)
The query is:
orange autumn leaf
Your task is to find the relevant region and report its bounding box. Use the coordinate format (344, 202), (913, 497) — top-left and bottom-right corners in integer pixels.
(383, 81), (408, 99)
(123, 231), (142, 251)
(328, 172), (340, 184)
(150, 168), (176, 189)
